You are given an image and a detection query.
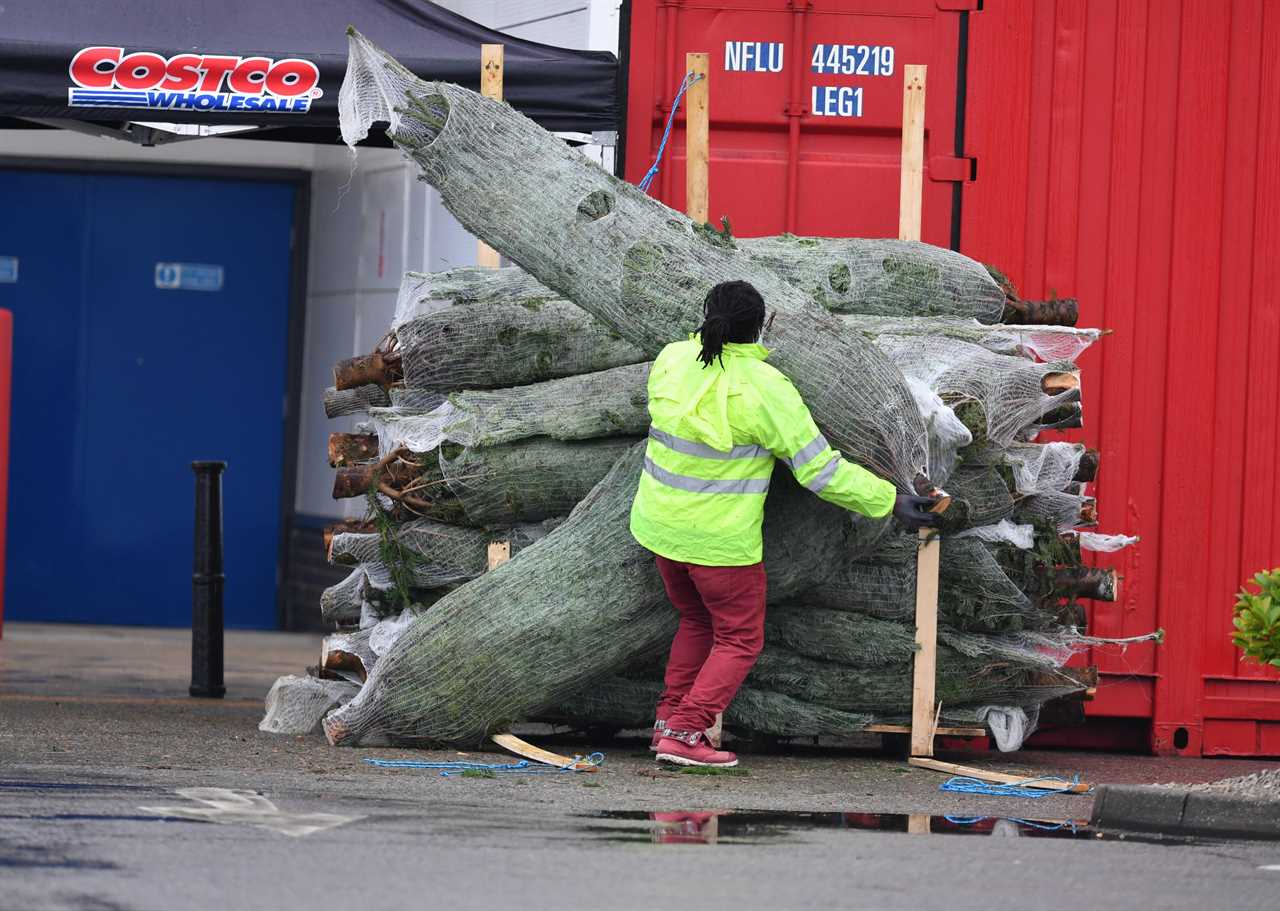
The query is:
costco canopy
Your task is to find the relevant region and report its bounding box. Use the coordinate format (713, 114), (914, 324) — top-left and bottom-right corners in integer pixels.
(0, 0), (618, 143)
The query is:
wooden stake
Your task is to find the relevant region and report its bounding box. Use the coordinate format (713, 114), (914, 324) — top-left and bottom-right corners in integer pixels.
(478, 43), (504, 269)
(486, 540), (511, 570)
(684, 52), (710, 224)
(897, 63), (942, 760)
(911, 528), (941, 757)
(907, 814), (932, 835)
(897, 65), (927, 244)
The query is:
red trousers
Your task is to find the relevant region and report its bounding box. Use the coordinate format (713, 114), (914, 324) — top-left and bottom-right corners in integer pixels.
(654, 556), (768, 733)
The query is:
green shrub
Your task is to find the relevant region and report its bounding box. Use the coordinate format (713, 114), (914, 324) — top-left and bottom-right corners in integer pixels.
(1232, 569), (1280, 668)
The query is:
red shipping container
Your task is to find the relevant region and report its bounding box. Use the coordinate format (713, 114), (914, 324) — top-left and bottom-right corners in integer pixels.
(623, 0), (1280, 756)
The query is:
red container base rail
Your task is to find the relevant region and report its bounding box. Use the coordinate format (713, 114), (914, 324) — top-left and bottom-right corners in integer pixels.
(623, 0), (1280, 756)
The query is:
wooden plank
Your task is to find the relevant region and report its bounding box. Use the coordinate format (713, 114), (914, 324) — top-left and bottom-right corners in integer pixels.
(897, 64), (927, 243)
(910, 527), (941, 757)
(486, 540), (511, 570)
(864, 724), (986, 738)
(908, 757), (1092, 794)
(684, 52), (710, 224)
(477, 43), (504, 269)
(907, 814), (932, 835)
(897, 62), (940, 760)
(491, 732), (600, 771)
(481, 43), (504, 102)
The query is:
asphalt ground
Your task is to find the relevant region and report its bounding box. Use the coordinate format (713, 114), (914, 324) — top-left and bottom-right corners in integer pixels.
(3, 622), (1279, 910)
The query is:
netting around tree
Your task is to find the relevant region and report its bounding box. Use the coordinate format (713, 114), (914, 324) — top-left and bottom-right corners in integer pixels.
(540, 676), (878, 737)
(387, 388), (446, 413)
(308, 29), (1128, 750)
(943, 463), (1016, 527)
(369, 363), (651, 456)
(1016, 489), (1095, 530)
(873, 335), (1080, 448)
(330, 520), (496, 588)
(741, 234), (1006, 320)
(394, 301), (647, 392)
(340, 29), (932, 492)
(323, 447), (882, 746)
(999, 441), (1087, 495)
(393, 265), (1104, 361)
(747, 647), (1046, 716)
(802, 533), (1057, 634)
(394, 266), (561, 327)
(439, 435), (638, 526)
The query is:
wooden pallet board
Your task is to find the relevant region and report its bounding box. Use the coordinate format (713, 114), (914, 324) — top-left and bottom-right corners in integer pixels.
(864, 723), (987, 738)
(491, 732), (600, 771)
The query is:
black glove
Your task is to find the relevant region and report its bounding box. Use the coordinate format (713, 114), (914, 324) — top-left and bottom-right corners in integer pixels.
(893, 494), (941, 530)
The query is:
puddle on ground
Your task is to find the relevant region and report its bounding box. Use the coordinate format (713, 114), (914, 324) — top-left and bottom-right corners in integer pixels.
(587, 810), (1096, 844)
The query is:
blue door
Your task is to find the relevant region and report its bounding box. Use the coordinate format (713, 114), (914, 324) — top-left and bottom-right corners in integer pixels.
(0, 169), (296, 628)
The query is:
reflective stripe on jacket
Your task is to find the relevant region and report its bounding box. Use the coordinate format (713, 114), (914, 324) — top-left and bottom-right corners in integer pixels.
(629, 336), (897, 566)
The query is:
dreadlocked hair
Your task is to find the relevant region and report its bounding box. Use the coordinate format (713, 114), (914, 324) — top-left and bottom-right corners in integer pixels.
(696, 280), (767, 368)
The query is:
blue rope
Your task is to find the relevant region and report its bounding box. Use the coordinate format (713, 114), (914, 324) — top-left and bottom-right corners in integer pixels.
(939, 774), (1089, 799)
(363, 752), (605, 777)
(637, 71), (705, 193)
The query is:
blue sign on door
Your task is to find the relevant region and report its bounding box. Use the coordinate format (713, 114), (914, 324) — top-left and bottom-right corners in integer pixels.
(0, 256), (17, 283)
(155, 261), (224, 291)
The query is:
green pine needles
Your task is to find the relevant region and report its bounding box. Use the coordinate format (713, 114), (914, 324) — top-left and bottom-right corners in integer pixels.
(365, 466), (427, 611)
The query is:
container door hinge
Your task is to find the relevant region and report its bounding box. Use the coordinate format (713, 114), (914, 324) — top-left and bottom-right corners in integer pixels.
(928, 156), (977, 182)
(936, 0), (982, 11)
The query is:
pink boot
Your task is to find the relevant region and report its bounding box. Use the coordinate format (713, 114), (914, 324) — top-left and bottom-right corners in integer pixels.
(655, 730), (738, 768)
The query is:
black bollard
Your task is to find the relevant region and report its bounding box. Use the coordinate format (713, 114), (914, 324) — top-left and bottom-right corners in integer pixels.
(190, 461), (227, 698)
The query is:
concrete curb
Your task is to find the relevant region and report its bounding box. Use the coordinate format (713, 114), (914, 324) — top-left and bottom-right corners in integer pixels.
(1090, 784), (1280, 840)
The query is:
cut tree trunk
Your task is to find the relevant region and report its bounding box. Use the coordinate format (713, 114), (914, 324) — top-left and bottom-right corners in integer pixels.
(1054, 566), (1119, 602)
(1074, 448), (1101, 482)
(328, 433), (380, 467)
(334, 351), (403, 392)
(1040, 372), (1080, 395)
(333, 436), (637, 526)
(1002, 296), (1080, 326)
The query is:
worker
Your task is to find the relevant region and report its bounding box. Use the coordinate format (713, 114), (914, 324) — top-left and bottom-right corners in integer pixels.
(630, 279), (939, 768)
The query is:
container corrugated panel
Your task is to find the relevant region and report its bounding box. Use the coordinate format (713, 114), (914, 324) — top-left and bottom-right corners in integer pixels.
(962, 0), (1280, 756)
(623, 0), (1280, 757)
(623, 0), (970, 241)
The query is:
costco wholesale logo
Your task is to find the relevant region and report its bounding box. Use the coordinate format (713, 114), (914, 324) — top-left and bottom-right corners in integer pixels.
(68, 47), (322, 113)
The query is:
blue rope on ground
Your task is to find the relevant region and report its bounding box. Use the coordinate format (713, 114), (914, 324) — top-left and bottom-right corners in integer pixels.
(363, 752), (605, 777)
(939, 774), (1089, 798)
(637, 71), (705, 193)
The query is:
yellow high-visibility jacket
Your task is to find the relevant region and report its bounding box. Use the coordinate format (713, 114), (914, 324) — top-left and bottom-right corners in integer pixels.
(629, 336), (897, 566)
